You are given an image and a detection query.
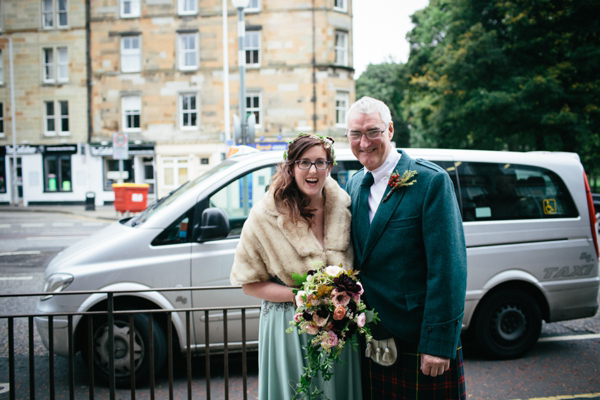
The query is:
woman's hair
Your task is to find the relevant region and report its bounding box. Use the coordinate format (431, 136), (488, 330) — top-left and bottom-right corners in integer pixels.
(270, 134), (334, 225)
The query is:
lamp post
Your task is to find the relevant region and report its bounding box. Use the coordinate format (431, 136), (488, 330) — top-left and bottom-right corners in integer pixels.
(232, 0), (250, 145)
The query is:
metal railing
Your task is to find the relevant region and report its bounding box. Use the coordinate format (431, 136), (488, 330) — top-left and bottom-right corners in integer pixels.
(0, 286), (261, 400)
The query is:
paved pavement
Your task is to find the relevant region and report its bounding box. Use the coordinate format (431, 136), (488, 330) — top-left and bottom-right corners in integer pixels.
(0, 204), (125, 221)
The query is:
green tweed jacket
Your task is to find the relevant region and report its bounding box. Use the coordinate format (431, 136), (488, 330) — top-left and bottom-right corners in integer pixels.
(347, 150), (467, 359)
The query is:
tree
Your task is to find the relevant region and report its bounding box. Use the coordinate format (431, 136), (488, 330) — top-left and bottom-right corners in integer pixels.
(356, 61), (411, 147)
(403, 0), (600, 175)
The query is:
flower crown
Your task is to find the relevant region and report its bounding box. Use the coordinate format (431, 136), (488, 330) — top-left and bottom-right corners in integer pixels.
(283, 133), (337, 166)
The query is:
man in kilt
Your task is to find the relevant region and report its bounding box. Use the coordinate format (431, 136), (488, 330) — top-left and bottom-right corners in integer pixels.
(345, 96), (468, 399)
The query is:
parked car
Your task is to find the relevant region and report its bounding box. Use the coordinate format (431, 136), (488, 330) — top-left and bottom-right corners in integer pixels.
(35, 147), (600, 385)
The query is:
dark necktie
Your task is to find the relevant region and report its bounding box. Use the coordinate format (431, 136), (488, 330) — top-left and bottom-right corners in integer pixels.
(357, 171), (374, 252)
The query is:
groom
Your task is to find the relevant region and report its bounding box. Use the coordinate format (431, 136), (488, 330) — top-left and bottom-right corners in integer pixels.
(345, 97), (468, 399)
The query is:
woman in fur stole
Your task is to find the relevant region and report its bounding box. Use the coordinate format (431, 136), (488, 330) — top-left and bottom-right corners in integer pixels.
(230, 134), (361, 399)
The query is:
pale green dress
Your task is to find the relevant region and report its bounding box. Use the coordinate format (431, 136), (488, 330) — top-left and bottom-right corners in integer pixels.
(258, 297), (362, 400)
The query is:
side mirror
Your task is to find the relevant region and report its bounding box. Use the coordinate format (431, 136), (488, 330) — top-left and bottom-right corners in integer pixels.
(198, 208), (230, 242)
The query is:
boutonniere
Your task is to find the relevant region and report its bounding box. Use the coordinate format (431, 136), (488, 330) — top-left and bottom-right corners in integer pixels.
(382, 170), (418, 203)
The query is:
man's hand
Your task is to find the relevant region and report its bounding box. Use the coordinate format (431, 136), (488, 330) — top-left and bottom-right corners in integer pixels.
(420, 354), (450, 377)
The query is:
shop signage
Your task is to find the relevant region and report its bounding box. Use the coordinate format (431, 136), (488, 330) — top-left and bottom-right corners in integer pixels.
(90, 144), (155, 157)
(248, 142), (288, 151)
(5, 144), (78, 155)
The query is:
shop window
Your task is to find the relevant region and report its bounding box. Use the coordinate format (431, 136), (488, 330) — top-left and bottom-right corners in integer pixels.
(335, 31), (348, 66)
(163, 157), (189, 189)
(0, 103), (4, 137)
(42, 0), (68, 28)
(44, 154), (72, 192)
(121, 36), (141, 73)
(142, 157), (155, 194)
(103, 158), (134, 191)
(0, 156), (5, 193)
(245, 31), (260, 67)
(121, 0), (140, 18)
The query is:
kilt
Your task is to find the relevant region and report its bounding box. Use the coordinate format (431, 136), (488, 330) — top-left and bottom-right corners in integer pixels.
(361, 339), (466, 400)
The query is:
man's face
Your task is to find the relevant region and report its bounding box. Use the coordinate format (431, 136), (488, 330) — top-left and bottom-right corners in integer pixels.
(347, 111), (394, 171)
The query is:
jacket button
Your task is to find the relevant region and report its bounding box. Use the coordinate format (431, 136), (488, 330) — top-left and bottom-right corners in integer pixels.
(427, 327), (432, 332)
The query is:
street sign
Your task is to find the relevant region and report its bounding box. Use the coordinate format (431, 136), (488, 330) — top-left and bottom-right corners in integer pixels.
(113, 132), (129, 160)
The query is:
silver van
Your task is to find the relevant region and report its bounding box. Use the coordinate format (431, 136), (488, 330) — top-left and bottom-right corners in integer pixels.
(35, 147), (599, 385)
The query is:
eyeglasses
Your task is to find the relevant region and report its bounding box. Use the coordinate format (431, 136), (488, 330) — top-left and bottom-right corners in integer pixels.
(345, 128), (387, 142)
(295, 160), (330, 170)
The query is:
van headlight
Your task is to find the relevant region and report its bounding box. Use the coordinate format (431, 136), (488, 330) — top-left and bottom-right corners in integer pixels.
(41, 273), (74, 301)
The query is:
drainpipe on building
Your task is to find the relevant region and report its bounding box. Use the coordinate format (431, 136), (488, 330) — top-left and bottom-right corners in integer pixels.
(223, 0), (231, 141)
(8, 38), (18, 206)
(311, 0), (317, 133)
(86, 0), (92, 144)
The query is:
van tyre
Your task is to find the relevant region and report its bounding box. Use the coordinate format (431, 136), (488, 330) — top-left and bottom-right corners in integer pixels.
(473, 290), (542, 359)
(83, 313), (167, 387)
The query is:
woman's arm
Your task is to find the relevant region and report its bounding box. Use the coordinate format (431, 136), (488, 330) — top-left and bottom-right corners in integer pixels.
(242, 281), (295, 303)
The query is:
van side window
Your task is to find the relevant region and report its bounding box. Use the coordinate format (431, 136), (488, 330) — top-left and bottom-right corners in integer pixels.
(151, 207), (195, 246)
(209, 165), (277, 237)
(456, 162), (578, 221)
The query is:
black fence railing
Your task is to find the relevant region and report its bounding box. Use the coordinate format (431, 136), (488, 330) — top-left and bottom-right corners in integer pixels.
(0, 286), (261, 400)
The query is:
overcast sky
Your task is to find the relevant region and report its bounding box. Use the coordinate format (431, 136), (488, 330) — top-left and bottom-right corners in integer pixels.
(352, 0), (429, 78)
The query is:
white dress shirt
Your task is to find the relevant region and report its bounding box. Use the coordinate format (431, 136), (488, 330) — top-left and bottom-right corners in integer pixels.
(365, 150), (401, 223)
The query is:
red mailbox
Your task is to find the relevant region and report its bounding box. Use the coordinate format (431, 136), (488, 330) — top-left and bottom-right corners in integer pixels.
(112, 183), (150, 213)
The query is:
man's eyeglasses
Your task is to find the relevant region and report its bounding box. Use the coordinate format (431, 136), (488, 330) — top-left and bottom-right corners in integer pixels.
(346, 128), (387, 142)
(295, 160), (330, 170)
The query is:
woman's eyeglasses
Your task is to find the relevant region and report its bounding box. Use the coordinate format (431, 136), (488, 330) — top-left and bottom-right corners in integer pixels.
(295, 160), (330, 170)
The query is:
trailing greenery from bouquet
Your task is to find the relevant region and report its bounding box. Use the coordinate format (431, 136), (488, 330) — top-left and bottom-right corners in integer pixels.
(286, 261), (378, 399)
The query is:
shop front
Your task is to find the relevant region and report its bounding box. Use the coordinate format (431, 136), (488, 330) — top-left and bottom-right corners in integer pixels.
(89, 143), (156, 205)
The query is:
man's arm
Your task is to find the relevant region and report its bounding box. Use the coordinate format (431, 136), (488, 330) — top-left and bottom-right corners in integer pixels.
(418, 166), (468, 360)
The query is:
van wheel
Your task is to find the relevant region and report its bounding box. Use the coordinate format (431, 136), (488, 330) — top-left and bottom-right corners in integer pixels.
(473, 290), (542, 359)
(82, 313), (167, 387)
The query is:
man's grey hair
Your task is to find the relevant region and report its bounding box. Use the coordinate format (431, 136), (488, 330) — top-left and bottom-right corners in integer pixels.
(346, 96), (392, 128)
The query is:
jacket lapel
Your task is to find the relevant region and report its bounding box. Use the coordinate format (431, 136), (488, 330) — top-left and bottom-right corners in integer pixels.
(360, 150), (413, 265)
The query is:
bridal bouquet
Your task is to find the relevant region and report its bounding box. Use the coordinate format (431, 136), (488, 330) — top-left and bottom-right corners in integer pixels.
(286, 262), (377, 399)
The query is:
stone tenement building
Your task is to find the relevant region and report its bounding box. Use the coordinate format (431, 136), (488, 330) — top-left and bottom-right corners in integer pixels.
(0, 0), (354, 205)
(0, 0), (89, 206)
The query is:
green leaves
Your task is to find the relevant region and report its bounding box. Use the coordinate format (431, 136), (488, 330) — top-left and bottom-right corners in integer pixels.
(397, 0), (600, 178)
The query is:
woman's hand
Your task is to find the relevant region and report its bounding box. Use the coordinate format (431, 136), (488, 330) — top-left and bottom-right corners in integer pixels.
(242, 281), (295, 303)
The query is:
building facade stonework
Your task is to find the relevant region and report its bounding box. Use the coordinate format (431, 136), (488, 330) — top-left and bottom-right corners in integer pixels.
(0, 0), (354, 204)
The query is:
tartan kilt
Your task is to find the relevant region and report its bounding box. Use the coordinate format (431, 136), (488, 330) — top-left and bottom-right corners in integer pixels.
(361, 339), (466, 400)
